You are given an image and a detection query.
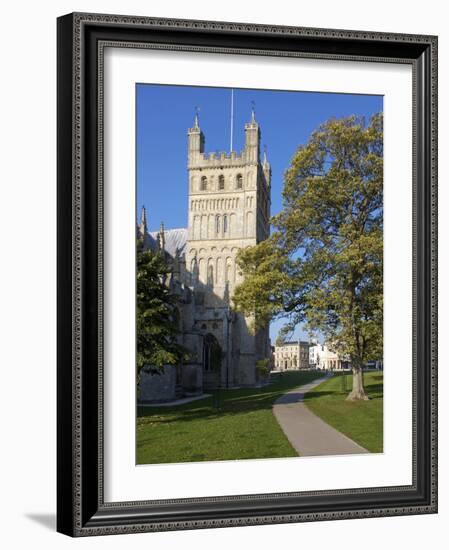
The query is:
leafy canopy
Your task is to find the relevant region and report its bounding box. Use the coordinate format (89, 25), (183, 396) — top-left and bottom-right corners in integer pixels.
(136, 240), (186, 374)
(233, 114), (383, 367)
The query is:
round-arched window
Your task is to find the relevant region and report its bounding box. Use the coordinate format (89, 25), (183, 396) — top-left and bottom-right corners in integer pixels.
(207, 264), (214, 287)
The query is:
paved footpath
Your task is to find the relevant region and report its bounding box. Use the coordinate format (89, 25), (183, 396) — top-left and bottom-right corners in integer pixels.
(273, 375), (368, 457)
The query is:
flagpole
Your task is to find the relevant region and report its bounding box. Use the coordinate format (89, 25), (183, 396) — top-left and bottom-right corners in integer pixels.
(230, 88), (234, 152)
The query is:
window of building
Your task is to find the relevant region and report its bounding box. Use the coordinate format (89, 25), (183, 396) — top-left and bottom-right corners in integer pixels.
(203, 333), (222, 372)
(226, 263), (232, 283)
(207, 265), (214, 286)
(190, 258), (198, 283)
(218, 174), (225, 190)
(223, 214), (228, 233)
(236, 174), (243, 189)
(216, 214), (220, 234)
(201, 176), (208, 190)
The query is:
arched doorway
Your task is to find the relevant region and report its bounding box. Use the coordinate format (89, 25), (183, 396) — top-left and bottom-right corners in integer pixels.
(203, 333), (222, 389)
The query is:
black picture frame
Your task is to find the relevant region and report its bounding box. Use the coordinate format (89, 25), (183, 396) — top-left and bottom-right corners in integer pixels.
(57, 12), (438, 536)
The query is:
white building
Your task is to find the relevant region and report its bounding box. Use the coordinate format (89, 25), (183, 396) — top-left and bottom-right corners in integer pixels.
(273, 341), (310, 371)
(309, 343), (350, 371)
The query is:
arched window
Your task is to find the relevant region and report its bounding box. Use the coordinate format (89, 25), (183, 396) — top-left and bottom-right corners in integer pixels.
(198, 258), (206, 283)
(201, 176), (208, 190)
(190, 257), (199, 284)
(215, 214), (220, 234)
(218, 174), (225, 190)
(203, 333), (221, 372)
(216, 257), (223, 283)
(223, 214), (228, 233)
(225, 260), (233, 283)
(236, 174), (243, 189)
(207, 264), (214, 287)
(246, 211), (254, 236)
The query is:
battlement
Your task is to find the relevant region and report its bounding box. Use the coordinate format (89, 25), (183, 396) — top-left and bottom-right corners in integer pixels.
(188, 149), (255, 169)
(188, 111), (262, 168)
(205, 151), (235, 161)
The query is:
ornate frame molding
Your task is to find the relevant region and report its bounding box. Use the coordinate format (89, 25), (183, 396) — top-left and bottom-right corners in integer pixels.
(57, 12), (437, 536)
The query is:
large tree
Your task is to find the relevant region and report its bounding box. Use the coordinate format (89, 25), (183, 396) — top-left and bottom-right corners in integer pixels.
(136, 240), (186, 378)
(233, 114), (383, 400)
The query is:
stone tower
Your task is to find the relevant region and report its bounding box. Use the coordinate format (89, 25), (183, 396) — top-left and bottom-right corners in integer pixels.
(185, 109), (271, 388)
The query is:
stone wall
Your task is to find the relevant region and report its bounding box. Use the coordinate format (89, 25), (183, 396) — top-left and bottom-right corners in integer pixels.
(181, 363), (203, 395)
(138, 365), (176, 403)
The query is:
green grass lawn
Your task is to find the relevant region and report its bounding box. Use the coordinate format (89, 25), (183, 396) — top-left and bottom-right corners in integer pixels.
(304, 371), (383, 453)
(137, 370), (322, 465)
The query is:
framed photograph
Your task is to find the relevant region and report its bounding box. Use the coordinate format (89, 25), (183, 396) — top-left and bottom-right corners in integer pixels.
(57, 12), (438, 536)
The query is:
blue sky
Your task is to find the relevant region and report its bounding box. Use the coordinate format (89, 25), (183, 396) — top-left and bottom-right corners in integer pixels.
(136, 84), (382, 341)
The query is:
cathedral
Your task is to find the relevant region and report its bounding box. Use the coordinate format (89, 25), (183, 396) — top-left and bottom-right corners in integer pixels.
(138, 109), (272, 400)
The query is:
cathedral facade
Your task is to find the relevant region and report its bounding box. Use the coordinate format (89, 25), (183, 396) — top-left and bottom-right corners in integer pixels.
(139, 110), (271, 399)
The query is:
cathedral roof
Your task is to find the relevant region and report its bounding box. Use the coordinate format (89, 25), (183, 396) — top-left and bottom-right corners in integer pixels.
(142, 231), (158, 251)
(149, 227), (187, 259)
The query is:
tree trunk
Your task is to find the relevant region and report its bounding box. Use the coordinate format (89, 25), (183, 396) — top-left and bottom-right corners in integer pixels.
(346, 365), (369, 401)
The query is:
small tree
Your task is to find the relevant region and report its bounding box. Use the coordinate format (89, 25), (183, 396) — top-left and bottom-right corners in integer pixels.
(256, 358), (271, 377)
(136, 240), (186, 378)
(275, 332), (286, 347)
(234, 114), (383, 400)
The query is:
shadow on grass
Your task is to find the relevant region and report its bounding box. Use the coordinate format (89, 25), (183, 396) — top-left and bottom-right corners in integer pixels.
(138, 395), (285, 424)
(137, 372), (323, 424)
(303, 381), (384, 402)
(365, 383), (384, 398)
(137, 375), (384, 425)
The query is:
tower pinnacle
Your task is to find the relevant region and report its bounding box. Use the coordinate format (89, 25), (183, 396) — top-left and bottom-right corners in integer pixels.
(262, 144), (271, 185)
(251, 100), (256, 122)
(158, 221), (166, 252)
(139, 205), (148, 237)
(188, 107), (205, 165)
(244, 103), (260, 164)
(194, 106), (200, 129)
